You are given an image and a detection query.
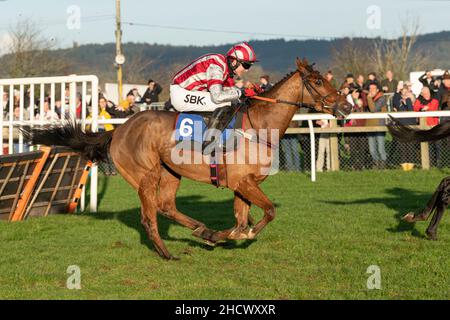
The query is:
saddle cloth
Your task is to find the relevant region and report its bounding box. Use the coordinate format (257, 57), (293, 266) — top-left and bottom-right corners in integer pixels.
(174, 111), (243, 147)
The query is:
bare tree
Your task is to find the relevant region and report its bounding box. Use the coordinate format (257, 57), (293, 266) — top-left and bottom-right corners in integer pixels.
(371, 17), (429, 80)
(5, 19), (70, 78)
(123, 49), (160, 84)
(331, 17), (430, 82)
(331, 38), (374, 82)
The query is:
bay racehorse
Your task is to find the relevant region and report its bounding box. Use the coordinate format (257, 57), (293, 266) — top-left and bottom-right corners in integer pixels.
(24, 58), (352, 259)
(389, 116), (450, 240)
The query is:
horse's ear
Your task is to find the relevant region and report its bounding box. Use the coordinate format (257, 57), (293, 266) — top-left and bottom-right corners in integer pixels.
(296, 57), (303, 70)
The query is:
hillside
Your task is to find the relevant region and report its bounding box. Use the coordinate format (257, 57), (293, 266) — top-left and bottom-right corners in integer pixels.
(0, 31), (448, 99)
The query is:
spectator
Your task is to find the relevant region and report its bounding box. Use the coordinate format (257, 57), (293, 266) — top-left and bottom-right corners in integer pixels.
(414, 86), (439, 126)
(419, 70), (437, 92)
(325, 70), (337, 89)
(75, 93), (82, 119)
(437, 71), (450, 165)
(403, 81), (416, 103)
(2, 92), (9, 117)
(340, 73), (356, 90)
(142, 79), (162, 105)
(439, 70), (450, 111)
(90, 97), (116, 175)
(107, 92), (137, 118)
(391, 86), (416, 166)
(128, 88), (142, 104)
(364, 72), (380, 91)
(315, 119), (330, 172)
(354, 74), (365, 92)
(280, 135), (301, 171)
(12, 104), (30, 121)
(64, 87), (70, 106)
(54, 100), (66, 119)
(35, 98), (59, 121)
(12, 107), (31, 153)
(344, 88), (369, 170)
(432, 78), (442, 100)
(340, 86), (351, 97)
(364, 83), (387, 169)
(381, 70), (398, 93)
(414, 86), (441, 167)
(393, 87), (415, 118)
(346, 88), (364, 118)
(259, 75), (273, 92)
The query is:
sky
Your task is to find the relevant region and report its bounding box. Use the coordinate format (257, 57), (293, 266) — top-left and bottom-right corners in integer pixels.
(0, 0), (449, 51)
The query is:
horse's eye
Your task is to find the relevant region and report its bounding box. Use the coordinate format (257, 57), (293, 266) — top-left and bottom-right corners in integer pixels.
(316, 79), (322, 86)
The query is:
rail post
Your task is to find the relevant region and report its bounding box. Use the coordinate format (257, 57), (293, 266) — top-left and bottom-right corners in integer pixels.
(329, 119), (340, 171)
(420, 117), (430, 170)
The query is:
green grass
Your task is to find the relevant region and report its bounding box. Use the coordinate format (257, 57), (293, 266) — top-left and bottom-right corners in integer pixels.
(1, 169), (450, 299)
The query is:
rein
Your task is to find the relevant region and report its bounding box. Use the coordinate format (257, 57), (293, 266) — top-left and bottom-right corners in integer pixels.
(250, 96), (305, 108)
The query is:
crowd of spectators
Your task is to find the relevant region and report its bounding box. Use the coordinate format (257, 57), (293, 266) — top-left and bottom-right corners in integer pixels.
(280, 69), (450, 172)
(3, 69), (450, 172)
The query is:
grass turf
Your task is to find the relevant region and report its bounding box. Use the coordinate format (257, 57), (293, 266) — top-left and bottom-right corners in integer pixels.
(0, 169), (449, 299)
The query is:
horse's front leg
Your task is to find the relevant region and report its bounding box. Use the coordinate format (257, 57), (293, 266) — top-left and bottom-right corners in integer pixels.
(227, 193), (252, 240)
(191, 192), (252, 244)
(233, 174), (275, 240)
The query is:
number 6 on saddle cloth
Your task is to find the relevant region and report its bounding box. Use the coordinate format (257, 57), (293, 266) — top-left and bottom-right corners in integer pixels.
(174, 108), (243, 151)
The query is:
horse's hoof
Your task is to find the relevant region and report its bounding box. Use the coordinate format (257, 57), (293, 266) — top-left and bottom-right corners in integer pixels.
(247, 228), (256, 240)
(203, 239), (217, 247)
(402, 212), (415, 223)
(228, 228), (249, 240)
(426, 230), (437, 241)
(192, 226), (215, 240)
(164, 255), (180, 261)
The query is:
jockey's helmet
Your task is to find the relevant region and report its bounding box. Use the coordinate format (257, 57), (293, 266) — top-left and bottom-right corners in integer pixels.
(226, 42), (258, 65)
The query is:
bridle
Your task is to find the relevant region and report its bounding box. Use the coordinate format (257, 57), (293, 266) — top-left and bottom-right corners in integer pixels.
(299, 67), (345, 117)
(246, 66), (346, 129)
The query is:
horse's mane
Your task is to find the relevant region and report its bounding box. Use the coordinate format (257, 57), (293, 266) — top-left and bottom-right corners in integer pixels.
(260, 63), (320, 97)
(260, 71), (297, 97)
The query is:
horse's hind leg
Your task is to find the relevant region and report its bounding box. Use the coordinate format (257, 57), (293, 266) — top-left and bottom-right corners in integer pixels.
(138, 167), (175, 260)
(158, 165), (217, 242)
(425, 183), (450, 240)
(425, 204), (446, 240)
(403, 176), (450, 223)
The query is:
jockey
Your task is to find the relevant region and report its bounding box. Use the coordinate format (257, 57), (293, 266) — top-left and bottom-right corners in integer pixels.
(170, 42), (258, 152)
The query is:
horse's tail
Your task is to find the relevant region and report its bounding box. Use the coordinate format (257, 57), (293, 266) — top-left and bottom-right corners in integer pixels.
(21, 120), (113, 163)
(388, 115), (450, 143)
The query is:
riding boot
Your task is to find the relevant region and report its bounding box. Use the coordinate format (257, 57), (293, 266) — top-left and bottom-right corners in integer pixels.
(202, 105), (235, 155)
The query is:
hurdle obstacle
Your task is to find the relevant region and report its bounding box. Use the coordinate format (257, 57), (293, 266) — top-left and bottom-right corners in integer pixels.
(0, 147), (88, 221)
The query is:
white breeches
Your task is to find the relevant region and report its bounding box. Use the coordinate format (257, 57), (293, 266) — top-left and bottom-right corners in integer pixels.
(170, 85), (231, 112)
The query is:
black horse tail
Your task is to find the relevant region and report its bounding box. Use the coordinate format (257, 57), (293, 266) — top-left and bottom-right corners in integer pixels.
(21, 120), (113, 163)
(388, 115), (450, 143)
